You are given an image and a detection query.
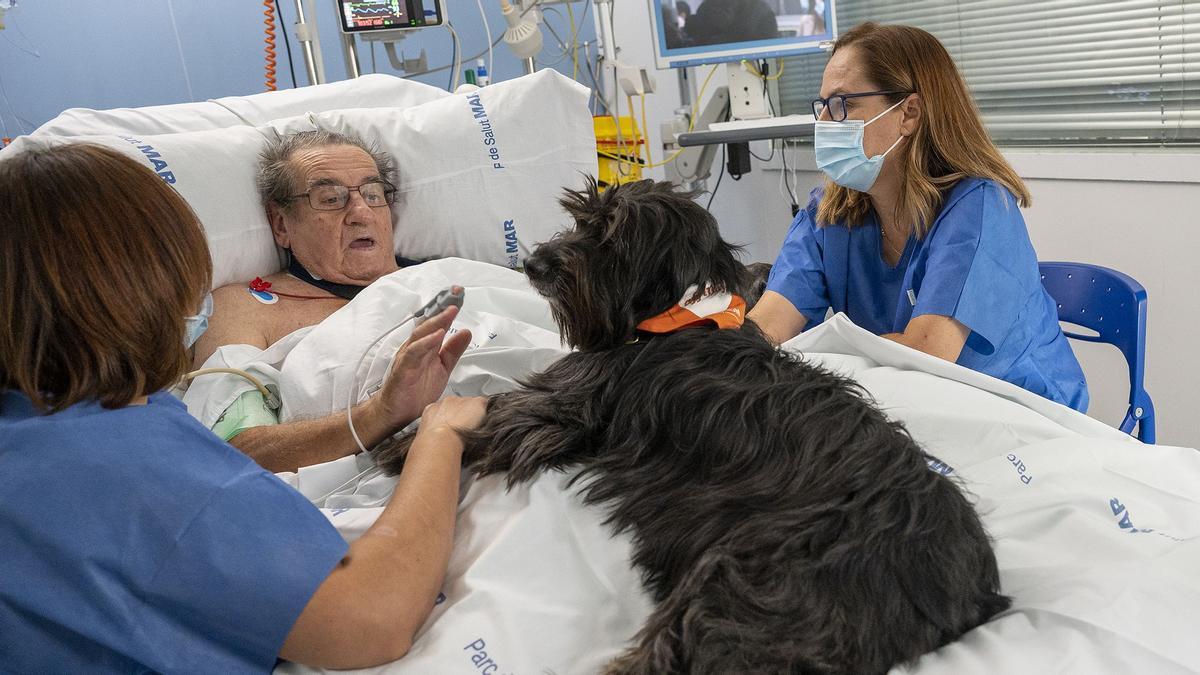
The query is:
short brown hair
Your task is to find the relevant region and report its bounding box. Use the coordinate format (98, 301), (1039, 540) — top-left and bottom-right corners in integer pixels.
(818, 22), (1031, 235)
(0, 143), (213, 411)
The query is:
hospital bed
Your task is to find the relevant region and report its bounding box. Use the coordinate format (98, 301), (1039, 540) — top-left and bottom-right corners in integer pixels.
(268, 262), (1200, 675)
(20, 72), (1200, 674)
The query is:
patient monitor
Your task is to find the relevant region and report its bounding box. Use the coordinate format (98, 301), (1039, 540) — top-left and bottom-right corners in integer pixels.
(335, 0), (447, 33)
(333, 0), (449, 80)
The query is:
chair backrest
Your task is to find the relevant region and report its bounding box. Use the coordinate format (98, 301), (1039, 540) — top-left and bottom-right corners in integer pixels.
(1038, 262), (1154, 442)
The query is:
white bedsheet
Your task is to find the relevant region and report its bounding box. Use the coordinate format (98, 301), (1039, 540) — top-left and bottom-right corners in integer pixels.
(193, 261), (1200, 674)
(789, 319), (1200, 675)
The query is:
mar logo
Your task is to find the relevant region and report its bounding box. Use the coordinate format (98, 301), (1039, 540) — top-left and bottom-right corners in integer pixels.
(118, 136), (176, 184)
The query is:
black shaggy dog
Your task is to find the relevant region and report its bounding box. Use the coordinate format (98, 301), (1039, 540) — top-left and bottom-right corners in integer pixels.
(376, 179), (1009, 674)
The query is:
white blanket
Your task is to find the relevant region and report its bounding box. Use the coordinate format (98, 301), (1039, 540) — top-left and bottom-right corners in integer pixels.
(788, 319), (1200, 674)
(185, 261), (1200, 674)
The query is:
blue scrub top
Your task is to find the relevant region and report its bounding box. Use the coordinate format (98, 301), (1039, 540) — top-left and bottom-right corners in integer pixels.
(0, 390), (349, 673)
(766, 177), (1089, 411)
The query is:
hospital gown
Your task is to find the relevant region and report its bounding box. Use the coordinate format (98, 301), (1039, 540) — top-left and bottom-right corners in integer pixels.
(766, 177), (1088, 411)
(0, 390), (348, 673)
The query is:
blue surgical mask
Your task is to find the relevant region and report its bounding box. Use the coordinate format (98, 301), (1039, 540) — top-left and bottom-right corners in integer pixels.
(184, 292), (213, 348)
(814, 99), (907, 192)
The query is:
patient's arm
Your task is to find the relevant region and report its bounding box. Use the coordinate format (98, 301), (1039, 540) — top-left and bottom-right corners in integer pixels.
(280, 397), (485, 668)
(230, 306), (472, 473)
(230, 402), (398, 473)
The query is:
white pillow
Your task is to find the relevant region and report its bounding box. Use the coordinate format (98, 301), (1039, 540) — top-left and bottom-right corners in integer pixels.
(4, 123), (305, 288)
(303, 69), (598, 269)
(5, 70), (597, 288)
(30, 74), (447, 137)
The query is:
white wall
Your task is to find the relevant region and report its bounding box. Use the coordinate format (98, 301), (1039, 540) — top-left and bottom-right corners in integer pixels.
(609, 2), (1200, 448)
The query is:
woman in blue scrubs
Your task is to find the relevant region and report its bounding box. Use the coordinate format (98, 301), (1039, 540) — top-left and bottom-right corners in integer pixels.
(748, 22), (1088, 411)
(0, 144), (483, 671)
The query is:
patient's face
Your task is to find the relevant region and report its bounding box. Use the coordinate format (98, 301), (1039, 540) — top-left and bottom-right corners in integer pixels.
(272, 144), (399, 286)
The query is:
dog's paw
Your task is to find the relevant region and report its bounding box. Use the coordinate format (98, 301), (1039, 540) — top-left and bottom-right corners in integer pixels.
(372, 431), (417, 476)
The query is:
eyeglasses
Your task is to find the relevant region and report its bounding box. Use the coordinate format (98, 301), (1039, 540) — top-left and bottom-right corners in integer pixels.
(811, 91), (913, 122)
(283, 180), (397, 211)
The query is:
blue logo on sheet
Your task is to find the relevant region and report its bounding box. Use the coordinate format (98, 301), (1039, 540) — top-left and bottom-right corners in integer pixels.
(503, 219), (519, 268)
(927, 459), (954, 476)
(1006, 453), (1033, 485)
(466, 92), (504, 170)
(464, 638), (512, 675)
(449, 326), (501, 350)
(1109, 497), (1183, 542)
(118, 136), (176, 184)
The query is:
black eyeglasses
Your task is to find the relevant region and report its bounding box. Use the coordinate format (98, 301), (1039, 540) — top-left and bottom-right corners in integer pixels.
(811, 91), (913, 122)
(282, 180), (397, 211)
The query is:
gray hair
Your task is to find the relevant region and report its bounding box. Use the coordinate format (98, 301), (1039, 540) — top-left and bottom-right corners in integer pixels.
(256, 129), (397, 210)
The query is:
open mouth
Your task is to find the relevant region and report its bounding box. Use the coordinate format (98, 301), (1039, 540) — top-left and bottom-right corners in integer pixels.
(348, 237), (376, 251)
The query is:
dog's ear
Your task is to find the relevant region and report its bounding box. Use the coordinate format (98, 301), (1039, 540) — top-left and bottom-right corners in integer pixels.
(663, 191), (749, 301)
(559, 175), (614, 233)
(742, 262), (773, 310)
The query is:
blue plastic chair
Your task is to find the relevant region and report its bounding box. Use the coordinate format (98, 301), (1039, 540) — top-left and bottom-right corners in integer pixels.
(1038, 262), (1155, 443)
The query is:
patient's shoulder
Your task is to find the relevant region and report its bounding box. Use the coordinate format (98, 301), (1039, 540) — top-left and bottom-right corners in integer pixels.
(212, 280), (261, 306)
(211, 281), (279, 322)
(192, 282), (274, 366)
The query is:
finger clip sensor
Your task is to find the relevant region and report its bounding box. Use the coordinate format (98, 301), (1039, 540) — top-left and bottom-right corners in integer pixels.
(414, 286), (465, 324)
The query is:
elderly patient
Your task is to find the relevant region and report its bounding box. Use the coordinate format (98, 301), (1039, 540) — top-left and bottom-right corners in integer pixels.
(193, 130), (461, 473)
(0, 143), (486, 671)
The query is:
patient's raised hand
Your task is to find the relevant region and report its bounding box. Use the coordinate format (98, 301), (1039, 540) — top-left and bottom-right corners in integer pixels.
(376, 305), (472, 430)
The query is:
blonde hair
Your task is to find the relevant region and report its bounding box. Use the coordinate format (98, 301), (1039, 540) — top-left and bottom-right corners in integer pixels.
(817, 22), (1031, 236)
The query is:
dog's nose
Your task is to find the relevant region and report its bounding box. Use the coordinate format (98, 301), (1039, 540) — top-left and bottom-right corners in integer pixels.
(524, 255), (549, 282)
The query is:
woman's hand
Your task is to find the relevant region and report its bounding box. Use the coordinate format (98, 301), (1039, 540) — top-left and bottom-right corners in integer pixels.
(416, 396), (488, 437)
(377, 305), (473, 428)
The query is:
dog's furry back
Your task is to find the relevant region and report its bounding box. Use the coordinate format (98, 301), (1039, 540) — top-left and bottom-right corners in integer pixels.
(463, 325), (1008, 674)
(374, 178), (1009, 673)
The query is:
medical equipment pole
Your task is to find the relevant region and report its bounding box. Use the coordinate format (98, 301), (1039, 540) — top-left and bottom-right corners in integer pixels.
(678, 68), (694, 109)
(292, 0), (325, 85)
(594, 0), (616, 64)
(342, 33), (361, 79)
(593, 0), (617, 118)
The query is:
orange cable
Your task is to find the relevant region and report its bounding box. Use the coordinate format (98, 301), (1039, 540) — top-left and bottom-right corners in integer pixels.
(264, 0), (278, 92)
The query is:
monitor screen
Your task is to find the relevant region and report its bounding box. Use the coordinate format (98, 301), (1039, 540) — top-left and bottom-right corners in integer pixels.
(649, 0), (835, 69)
(337, 0), (446, 33)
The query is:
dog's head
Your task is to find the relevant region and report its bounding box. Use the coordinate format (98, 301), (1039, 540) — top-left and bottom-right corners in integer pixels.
(525, 177), (748, 350)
